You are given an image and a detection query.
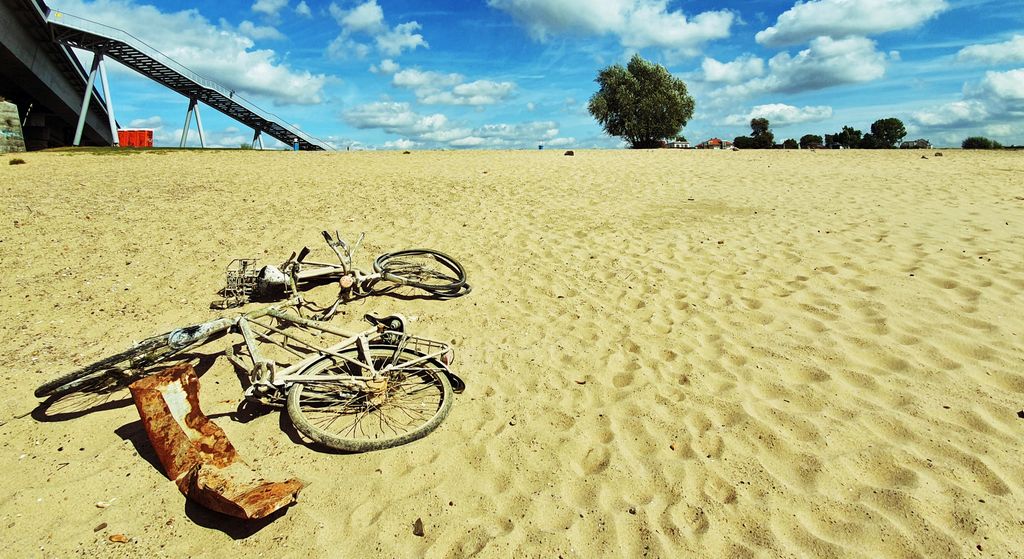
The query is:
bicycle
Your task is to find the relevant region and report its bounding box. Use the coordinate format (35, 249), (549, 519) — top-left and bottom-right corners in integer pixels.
(217, 232), (470, 319)
(34, 297), (460, 452)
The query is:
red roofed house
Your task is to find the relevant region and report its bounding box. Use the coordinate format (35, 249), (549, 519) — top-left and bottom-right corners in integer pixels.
(696, 138), (733, 149)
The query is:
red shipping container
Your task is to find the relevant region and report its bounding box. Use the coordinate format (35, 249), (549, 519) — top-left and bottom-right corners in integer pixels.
(118, 129), (153, 147)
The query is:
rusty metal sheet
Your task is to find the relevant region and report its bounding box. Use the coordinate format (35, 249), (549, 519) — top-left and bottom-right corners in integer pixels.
(130, 363), (304, 519)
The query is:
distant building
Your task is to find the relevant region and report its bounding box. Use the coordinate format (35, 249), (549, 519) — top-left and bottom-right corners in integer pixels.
(665, 140), (691, 149)
(900, 139), (932, 149)
(697, 138), (732, 149)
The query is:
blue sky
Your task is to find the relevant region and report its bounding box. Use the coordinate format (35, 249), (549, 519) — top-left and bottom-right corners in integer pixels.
(52, 0), (1024, 148)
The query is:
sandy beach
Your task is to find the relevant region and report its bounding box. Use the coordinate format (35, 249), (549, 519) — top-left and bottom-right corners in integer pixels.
(1, 148), (1022, 557)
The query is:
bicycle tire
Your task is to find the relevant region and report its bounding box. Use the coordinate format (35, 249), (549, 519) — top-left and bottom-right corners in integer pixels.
(39, 366), (145, 400)
(373, 249), (467, 294)
(34, 335), (172, 398)
(286, 344), (453, 452)
(34, 317), (233, 399)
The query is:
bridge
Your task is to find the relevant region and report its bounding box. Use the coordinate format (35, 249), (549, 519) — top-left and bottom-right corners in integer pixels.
(0, 0), (331, 150)
(1, 0), (113, 149)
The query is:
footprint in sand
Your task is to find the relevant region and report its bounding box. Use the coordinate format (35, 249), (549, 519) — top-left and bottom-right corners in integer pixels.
(613, 371), (634, 388)
(704, 475), (738, 504)
(579, 446), (611, 474)
(668, 502), (709, 535)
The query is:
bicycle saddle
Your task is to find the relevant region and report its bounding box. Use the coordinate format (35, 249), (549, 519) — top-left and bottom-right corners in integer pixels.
(364, 313), (406, 333)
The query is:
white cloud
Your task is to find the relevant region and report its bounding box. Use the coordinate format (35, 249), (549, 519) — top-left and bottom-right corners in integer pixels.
(57, 0), (327, 105)
(968, 68), (1024, 104)
(252, 0), (289, 18)
(476, 122), (559, 141)
(128, 116), (163, 128)
(526, 102), (536, 111)
(957, 35), (1024, 65)
(488, 0), (628, 39)
(420, 127), (476, 142)
(911, 68), (1024, 138)
(383, 138), (421, 149)
(719, 36), (888, 98)
(328, 37), (372, 59)
(431, 121), (566, 148)
(702, 55), (764, 83)
(222, 19), (286, 41)
(393, 68), (462, 90)
(545, 136), (577, 147)
(328, 1), (427, 58)
(618, 6), (733, 57)
(756, 0), (948, 47)
(343, 101), (449, 135)
(724, 104), (832, 126)
(455, 80), (515, 99)
(376, 22), (427, 56)
(392, 69), (516, 105)
(336, 0), (385, 33)
(912, 99), (989, 127)
(425, 80), (516, 105)
(370, 59), (401, 74)
(488, 0), (733, 57)
(342, 101), (566, 148)
(450, 136), (487, 147)
(295, 1), (311, 18)
(769, 36), (888, 90)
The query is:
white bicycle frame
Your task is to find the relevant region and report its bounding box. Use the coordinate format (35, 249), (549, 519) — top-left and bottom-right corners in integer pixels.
(226, 307), (454, 405)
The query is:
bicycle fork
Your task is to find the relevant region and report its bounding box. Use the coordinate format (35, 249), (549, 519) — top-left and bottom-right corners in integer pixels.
(238, 317), (278, 400)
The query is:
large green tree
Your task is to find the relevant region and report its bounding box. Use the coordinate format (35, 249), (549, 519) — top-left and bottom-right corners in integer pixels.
(870, 118), (907, 148)
(750, 117), (775, 148)
(962, 136), (1002, 149)
(859, 133), (882, 149)
(588, 54), (695, 149)
(799, 134), (823, 149)
(734, 118), (775, 149)
(826, 126), (862, 149)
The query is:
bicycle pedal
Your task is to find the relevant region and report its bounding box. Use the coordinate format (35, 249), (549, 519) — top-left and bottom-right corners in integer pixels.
(446, 372), (466, 394)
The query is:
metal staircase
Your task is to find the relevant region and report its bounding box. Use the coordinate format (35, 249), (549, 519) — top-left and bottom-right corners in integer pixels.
(46, 9), (331, 150)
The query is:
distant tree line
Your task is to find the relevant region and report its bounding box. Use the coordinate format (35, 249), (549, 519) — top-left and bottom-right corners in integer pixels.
(734, 117), (912, 149)
(585, 54), (1013, 151)
(733, 117), (1013, 151)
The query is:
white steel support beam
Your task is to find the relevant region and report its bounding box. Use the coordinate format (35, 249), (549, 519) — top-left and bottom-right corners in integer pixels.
(180, 97), (196, 148)
(98, 57), (118, 145)
(73, 52), (102, 146)
(193, 100), (206, 148)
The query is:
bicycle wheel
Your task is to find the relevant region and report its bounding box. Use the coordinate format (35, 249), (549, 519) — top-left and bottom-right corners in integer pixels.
(373, 249), (467, 294)
(286, 344), (453, 452)
(34, 318), (231, 399)
(34, 335), (173, 399)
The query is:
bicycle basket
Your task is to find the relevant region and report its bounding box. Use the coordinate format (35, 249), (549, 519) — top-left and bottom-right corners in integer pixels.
(220, 258), (259, 308)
